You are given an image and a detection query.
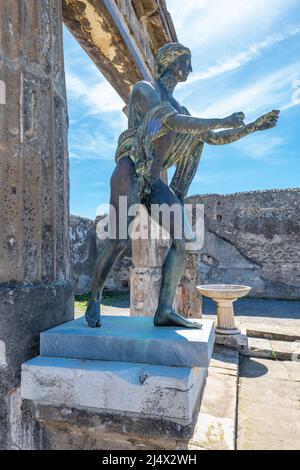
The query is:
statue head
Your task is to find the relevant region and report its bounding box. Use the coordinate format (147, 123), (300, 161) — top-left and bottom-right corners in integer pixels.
(155, 42), (192, 82)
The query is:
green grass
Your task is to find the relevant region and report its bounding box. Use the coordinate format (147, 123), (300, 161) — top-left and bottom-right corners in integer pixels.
(271, 350), (278, 360)
(75, 294), (89, 314)
(75, 291), (129, 315)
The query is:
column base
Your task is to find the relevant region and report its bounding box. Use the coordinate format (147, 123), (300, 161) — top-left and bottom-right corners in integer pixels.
(215, 328), (248, 351)
(130, 267), (161, 316)
(0, 281), (74, 449)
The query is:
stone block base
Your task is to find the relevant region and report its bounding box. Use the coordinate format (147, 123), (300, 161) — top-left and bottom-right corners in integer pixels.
(40, 316), (215, 368)
(19, 315), (215, 449)
(21, 357), (207, 424)
(19, 401), (204, 449)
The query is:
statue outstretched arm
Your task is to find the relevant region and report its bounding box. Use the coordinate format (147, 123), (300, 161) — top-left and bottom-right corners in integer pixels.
(165, 111), (245, 133)
(130, 81), (246, 132)
(199, 110), (280, 145)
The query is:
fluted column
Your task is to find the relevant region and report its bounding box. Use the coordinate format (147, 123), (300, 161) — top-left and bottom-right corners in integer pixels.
(130, 223), (202, 318)
(0, 0), (73, 448)
(130, 216), (170, 316)
(175, 252), (202, 319)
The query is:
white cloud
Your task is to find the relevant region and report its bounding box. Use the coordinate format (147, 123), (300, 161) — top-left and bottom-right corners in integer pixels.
(186, 61), (300, 119)
(193, 172), (224, 185)
(64, 3), (299, 165)
(69, 128), (118, 161)
(179, 26), (300, 83)
(66, 71), (127, 162)
(168, 0), (298, 51)
(66, 70), (125, 115)
(169, 0), (300, 126)
(233, 134), (286, 161)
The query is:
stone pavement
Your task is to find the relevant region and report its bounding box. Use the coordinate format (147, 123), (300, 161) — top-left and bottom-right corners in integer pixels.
(237, 357), (300, 450)
(188, 346), (239, 450)
(203, 298), (300, 450)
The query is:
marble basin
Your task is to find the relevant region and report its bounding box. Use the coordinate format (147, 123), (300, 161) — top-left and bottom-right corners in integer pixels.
(197, 284), (251, 300)
(197, 284), (252, 335)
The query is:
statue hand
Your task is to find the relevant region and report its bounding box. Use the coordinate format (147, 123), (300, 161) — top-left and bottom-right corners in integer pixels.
(224, 112), (245, 128)
(253, 109), (280, 131)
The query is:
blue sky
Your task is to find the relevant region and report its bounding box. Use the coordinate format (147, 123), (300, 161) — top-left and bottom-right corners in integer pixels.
(64, 0), (300, 219)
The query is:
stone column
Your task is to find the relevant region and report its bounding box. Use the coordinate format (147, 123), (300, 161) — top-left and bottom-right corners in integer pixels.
(130, 215), (170, 316)
(175, 252), (202, 319)
(130, 224), (202, 318)
(0, 0), (73, 449)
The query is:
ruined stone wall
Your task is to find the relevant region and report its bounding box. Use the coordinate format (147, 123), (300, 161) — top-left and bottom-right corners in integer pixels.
(70, 215), (131, 294)
(187, 188), (300, 300)
(71, 189), (300, 300)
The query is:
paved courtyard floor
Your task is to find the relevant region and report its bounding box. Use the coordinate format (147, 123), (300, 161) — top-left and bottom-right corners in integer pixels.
(237, 356), (300, 450)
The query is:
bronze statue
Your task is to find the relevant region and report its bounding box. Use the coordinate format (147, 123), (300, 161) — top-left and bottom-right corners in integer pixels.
(85, 42), (279, 328)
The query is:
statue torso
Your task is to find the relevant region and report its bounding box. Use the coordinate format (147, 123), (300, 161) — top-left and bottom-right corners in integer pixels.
(115, 80), (202, 176)
(127, 80), (189, 130)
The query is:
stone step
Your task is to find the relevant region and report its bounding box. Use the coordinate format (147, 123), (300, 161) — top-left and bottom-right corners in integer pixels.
(244, 323), (300, 342)
(21, 356), (207, 424)
(40, 316), (215, 368)
(244, 337), (300, 361)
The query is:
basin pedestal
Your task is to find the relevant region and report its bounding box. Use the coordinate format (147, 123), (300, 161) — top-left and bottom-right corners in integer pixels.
(197, 284), (251, 336)
(215, 299), (241, 335)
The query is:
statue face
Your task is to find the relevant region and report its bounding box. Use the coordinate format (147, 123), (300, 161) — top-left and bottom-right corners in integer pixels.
(173, 54), (192, 82)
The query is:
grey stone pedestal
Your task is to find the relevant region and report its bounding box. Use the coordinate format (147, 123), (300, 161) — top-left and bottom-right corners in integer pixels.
(40, 315), (214, 368)
(21, 315), (215, 447)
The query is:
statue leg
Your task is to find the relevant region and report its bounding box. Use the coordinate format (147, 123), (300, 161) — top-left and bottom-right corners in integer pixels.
(85, 238), (129, 327)
(85, 157), (139, 327)
(148, 179), (202, 329)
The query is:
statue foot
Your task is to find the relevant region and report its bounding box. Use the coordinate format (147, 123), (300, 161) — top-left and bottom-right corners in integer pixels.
(154, 305), (202, 329)
(85, 299), (102, 328)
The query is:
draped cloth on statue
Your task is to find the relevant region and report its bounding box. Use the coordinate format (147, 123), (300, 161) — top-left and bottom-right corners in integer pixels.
(115, 98), (204, 200)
